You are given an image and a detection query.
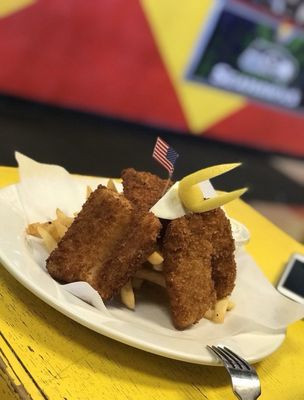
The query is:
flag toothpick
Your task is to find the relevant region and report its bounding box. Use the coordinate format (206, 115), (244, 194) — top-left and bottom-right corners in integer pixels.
(152, 137), (179, 194)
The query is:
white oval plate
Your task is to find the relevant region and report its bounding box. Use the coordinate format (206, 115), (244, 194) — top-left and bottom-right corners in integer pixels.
(0, 181), (285, 365)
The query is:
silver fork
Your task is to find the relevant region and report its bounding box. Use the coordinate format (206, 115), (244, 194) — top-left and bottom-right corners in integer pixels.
(207, 345), (261, 400)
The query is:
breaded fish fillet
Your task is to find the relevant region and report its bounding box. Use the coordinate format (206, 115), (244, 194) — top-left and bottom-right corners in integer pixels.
(163, 215), (216, 330)
(121, 168), (172, 212)
(46, 185), (161, 300)
(198, 208), (236, 300)
(163, 209), (236, 329)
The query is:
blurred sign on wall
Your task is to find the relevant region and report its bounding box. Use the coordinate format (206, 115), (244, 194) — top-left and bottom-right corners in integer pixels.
(0, 0), (303, 155)
(186, 1), (304, 111)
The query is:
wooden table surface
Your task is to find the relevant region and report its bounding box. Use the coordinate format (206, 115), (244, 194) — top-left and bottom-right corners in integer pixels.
(0, 166), (304, 400)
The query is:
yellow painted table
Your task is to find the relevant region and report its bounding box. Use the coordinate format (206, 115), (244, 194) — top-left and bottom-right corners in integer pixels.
(0, 166), (303, 400)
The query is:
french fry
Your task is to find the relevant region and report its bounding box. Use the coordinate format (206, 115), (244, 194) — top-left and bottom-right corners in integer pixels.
(26, 222), (51, 237)
(47, 222), (62, 242)
(26, 222), (40, 237)
(56, 208), (74, 228)
(147, 251), (164, 266)
(37, 226), (57, 253)
(204, 308), (214, 320)
(204, 297), (233, 322)
(213, 297), (229, 323)
(227, 299), (235, 311)
(53, 219), (68, 241)
(135, 269), (166, 288)
(120, 280), (135, 310)
(152, 263), (163, 272)
(107, 179), (117, 192)
(86, 185), (93, 199)
(26, 221), (61, 241)
(26, 209), (72, 250)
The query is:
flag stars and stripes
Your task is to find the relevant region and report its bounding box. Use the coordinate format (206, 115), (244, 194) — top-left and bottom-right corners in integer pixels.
(152, 137), (179, 174)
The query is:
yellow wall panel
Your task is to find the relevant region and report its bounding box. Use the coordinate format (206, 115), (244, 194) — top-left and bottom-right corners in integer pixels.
(0, 0), (35, 19)
(141, 0), (246, 133)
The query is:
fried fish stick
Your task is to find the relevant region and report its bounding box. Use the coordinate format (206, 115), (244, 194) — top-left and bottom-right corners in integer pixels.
(97, 210), (161, 299)
(193, 208), (236, 299)
(163, 215), (216, 330)
(46, 185), (161, 300)
(121, 168), (172, 212)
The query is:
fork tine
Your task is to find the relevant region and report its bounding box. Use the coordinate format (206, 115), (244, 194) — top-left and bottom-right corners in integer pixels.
(223, 346), (251, 371)
(212, 346), (240, 369)
(207, 345), (233, 368)
(207, 345), (227, 365)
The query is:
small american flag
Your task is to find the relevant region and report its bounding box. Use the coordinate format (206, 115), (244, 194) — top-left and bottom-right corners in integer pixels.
(152, 137), (179, 174)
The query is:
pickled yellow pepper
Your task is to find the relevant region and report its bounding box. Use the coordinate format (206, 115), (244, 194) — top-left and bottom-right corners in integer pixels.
(178, 163), (247, 213)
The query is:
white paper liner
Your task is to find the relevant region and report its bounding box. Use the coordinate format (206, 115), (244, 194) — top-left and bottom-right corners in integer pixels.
(16, 152), (86, 222)
(150, 180), (250, 246)
(12, 152), (304, 334)
(150, 180), (216, 219)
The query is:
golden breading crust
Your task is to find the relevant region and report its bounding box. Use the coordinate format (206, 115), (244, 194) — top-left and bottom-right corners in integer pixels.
(163, 216), (216, 330)
(192, 208), (236, 300)
(121, 168), (172, 212)
(162, 209), (236, 329)
(97, 211), (161, 299)
(46, 185), (161, 300)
